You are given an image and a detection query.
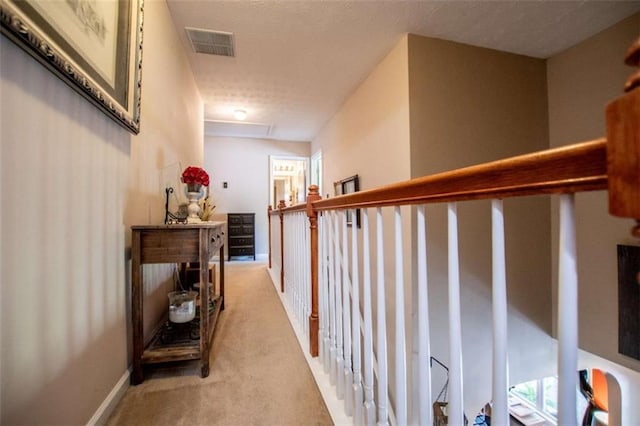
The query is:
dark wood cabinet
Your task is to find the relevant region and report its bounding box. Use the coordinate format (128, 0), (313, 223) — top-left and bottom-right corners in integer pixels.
(227, 213), (255, 261)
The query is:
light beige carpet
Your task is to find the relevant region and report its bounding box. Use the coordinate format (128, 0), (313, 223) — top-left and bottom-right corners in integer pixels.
(107, 262), (333, 426)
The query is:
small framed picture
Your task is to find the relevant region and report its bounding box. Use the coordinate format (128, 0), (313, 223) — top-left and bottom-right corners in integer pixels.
(333, 174), (360, 228)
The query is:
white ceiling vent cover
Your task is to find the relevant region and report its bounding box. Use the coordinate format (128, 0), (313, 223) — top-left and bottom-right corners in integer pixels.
(185, 27), (235, 57)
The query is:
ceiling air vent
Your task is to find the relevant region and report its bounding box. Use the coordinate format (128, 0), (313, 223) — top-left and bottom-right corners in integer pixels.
(185, 27), (235, 57)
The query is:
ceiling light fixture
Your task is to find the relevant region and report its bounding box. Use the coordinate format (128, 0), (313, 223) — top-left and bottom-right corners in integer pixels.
(234, 109), (247, 120)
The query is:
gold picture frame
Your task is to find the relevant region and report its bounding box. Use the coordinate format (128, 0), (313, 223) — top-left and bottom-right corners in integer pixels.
(0, 0), (144, 134)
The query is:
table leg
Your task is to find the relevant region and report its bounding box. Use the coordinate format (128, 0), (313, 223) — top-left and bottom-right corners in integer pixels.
(131, 231), (144, 385)
(220, 244), (225, 311)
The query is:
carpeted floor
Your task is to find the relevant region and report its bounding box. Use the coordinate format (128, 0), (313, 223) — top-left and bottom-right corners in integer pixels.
(107, 262), (333, 426)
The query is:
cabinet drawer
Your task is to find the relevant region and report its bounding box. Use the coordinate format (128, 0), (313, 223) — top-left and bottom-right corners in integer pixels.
(228, 225), (242, 236)
(228, 215), (242, 225)
(229, 246), (254, 256)
(241, 214), (254, 224)
(241, 225), (254, 235)
(229, 236), (253, 246)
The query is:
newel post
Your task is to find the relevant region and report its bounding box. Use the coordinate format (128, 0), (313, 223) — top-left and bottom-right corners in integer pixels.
(606, 38), (640, 237)
(306, 185), (321, 357)
(267, 205), (273, 269)
(278, 200), (286, 292)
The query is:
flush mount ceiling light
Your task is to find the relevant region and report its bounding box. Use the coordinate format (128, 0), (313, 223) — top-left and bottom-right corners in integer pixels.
(234, 109), (247, 120)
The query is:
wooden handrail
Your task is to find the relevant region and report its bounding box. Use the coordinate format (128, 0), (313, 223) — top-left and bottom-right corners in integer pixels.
(274, 139), (609, 214)
(312, 139), (607, 211)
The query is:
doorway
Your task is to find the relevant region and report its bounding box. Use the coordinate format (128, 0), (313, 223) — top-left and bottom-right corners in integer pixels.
(269, 155), (309, 208)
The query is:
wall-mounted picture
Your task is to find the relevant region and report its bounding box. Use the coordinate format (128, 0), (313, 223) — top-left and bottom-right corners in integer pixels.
(0, 0), (144, 134)
(618, 244), (640, 361)
(334, 174), (360, 228)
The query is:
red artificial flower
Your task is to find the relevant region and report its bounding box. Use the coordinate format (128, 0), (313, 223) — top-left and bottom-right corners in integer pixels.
(181, 166), (210, 187)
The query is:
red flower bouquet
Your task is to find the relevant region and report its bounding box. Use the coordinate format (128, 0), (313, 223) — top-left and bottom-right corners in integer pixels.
(181, 166), (210, 187)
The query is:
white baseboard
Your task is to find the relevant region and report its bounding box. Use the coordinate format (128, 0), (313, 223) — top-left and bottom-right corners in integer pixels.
(87, 368), (130, 426)
(256, 253), (268, 261)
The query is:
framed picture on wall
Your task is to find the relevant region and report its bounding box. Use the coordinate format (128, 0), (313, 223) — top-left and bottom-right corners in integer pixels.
(0, 0), (144, 134)
(333, 174), (360, 228)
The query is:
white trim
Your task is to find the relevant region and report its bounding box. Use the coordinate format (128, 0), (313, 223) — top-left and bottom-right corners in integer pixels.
(87, 368), (130, 426)
(267, 267), (350, 426)
(256, 252), (268, 261)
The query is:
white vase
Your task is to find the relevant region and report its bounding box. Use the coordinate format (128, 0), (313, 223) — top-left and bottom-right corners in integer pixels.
(186, 185), (203, 223)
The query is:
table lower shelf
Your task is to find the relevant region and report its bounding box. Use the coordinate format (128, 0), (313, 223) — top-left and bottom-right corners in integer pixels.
(141, 295), (223, 364)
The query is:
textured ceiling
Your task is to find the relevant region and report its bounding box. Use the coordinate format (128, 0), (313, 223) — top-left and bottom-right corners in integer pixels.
(166, 1), (640, 141)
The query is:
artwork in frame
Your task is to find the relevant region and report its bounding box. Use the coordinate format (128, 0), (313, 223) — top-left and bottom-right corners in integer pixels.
(0, 0), (144, 134)
(333, 174), (360, 228)
(618, 244), (640, 361)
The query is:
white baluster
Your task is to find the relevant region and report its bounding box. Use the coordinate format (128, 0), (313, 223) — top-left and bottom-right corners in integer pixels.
(377, 207), (389, 426)
(299, 213), (303, 326)
(307, 215), (312, 337)
(394, 206), (407, 426)
(558, 194), (577, 425)
(303, 213), (308, 333)
(417, 205), (432, 426)
(322, 212), (331, 372)
(297, 214), (302, 325)
(362, 208), (376, 425)
(491, 199), (509, 426)
(352, 209), (364, 424)
(447, 203), (464, 426)
(318, 212), (326, 366)
(328, 211), (337, 383)
(335, 211), (345, 399)
(342, 211), (353, 413)
(293, 215), (298, 315)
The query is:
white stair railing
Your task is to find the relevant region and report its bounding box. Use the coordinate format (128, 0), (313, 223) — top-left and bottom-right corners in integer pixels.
(362, 208), (376, 425)
(342, 211), (353, 412)
(351, 208), (364, 424)
(491, 199), (509, 426)
(273, 193), (585, 426)
(417, 204), (432, 426)
(447, 203), (464, 426)
(558, 194), (578, 425)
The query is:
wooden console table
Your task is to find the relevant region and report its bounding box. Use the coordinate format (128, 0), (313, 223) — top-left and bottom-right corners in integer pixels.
(131, 222), (225, 385)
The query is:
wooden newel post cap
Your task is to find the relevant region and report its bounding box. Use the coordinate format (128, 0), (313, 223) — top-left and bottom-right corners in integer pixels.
(268, 205), (272, 213)
(278, 200), (286, 209)
(306, 185), (321, 218)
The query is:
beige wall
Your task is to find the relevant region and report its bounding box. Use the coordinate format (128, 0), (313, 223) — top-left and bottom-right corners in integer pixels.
(312, 36), (412, 416)
(0, 1), (203, 424)
(407, 34), (554, 416)
(547, 13), (640, 422)
(203, 136), (310, 257)
(313, 35), (411, 191)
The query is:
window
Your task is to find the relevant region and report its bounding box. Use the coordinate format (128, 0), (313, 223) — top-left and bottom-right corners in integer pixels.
(510, 376), (558, 424)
